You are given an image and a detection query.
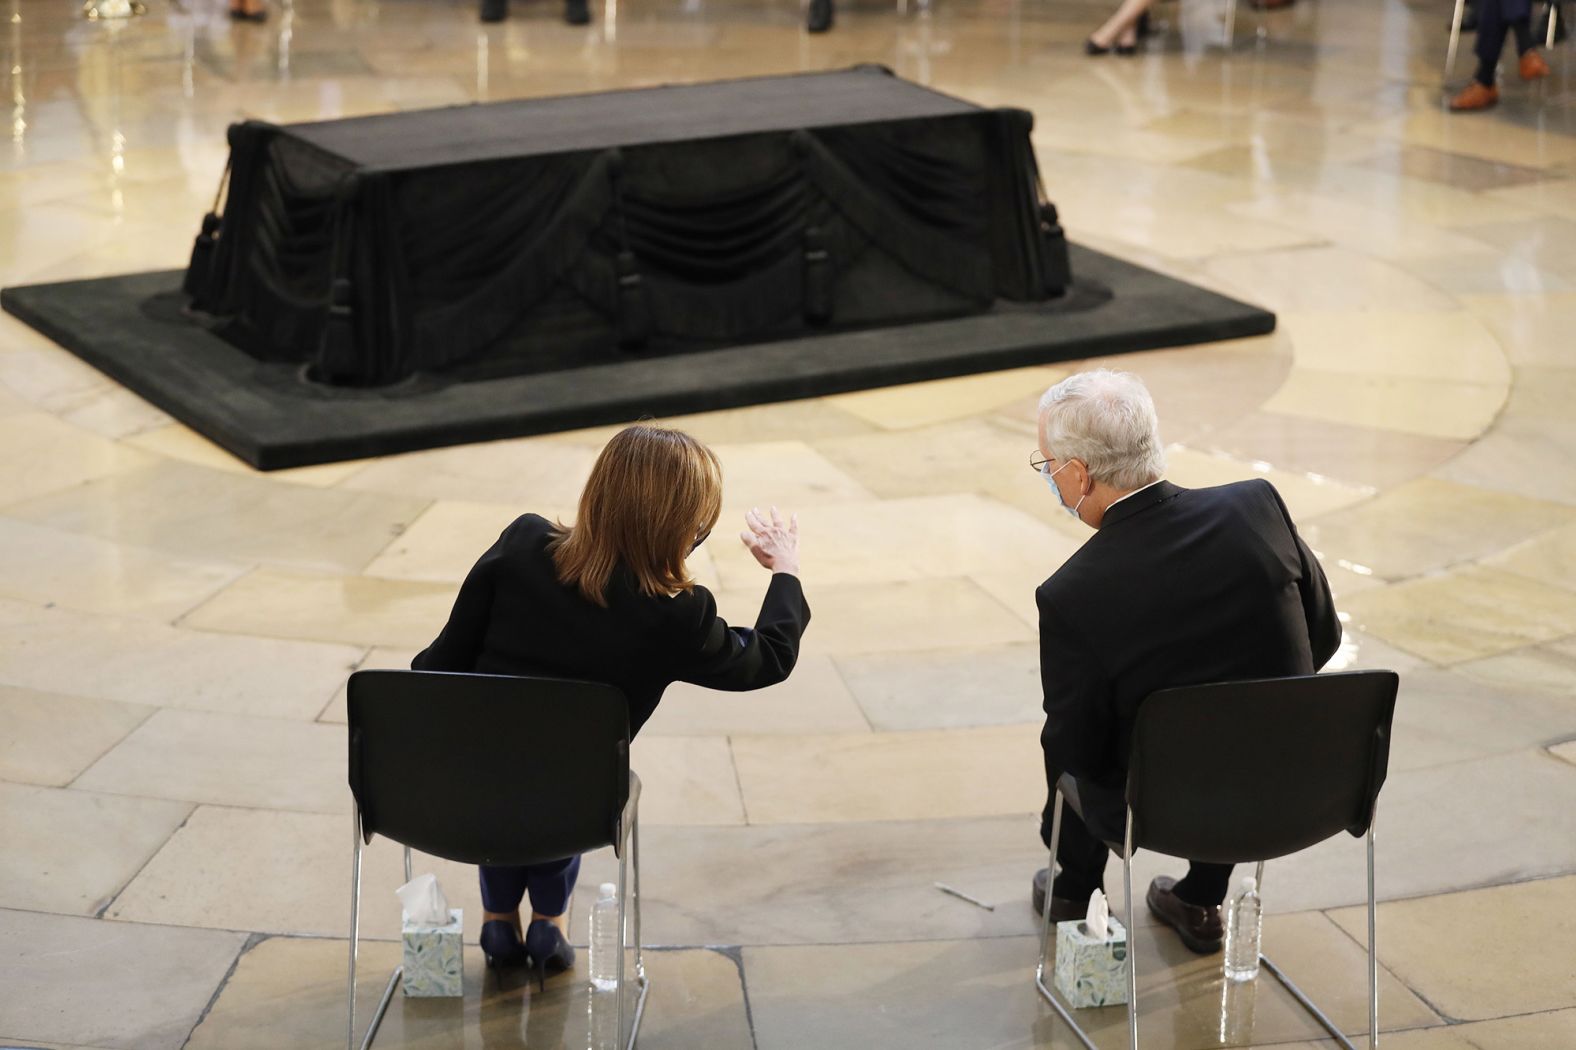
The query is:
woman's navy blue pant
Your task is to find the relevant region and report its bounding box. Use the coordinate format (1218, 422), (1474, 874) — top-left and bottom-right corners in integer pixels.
(478, 855), (580, 916)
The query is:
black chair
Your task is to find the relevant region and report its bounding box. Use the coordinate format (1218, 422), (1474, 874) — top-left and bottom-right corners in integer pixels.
(1035, 670), (1399, 1050)
(346, 669), (649, 1050)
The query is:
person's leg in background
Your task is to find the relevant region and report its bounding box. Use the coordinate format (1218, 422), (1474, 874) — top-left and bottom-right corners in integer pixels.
(479, 865), (532, 966)
(1174, 861), (1235, 907)
(1034, 800), (1112, 919)
(1454, 0), (1547, 109)
(523, 855), (581, 982)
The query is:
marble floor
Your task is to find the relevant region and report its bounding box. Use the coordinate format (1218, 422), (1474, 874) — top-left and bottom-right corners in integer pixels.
(2, 0), (1576, 1047)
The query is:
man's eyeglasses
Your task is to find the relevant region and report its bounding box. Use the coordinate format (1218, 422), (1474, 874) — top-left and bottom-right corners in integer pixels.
(1029, 449), (1053, 474)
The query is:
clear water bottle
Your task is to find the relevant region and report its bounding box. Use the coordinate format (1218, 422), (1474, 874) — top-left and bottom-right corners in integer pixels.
(1223, 875), (1262, 983)
(588, 882), (621, 992)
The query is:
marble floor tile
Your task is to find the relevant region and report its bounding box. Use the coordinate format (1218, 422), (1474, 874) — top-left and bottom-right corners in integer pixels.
(745, 915), (1434, 1050)
(1199, 412), (1467, 491)
(1255, 750), (1576, 915)
(1329, 876), (1576, 1023)
(1453, 637), (1576, 696)
(1487, 521), (1576, 593)
(1385, 667), (1576, 772)
(55, 385), (172, 441)
(629, 735), (746, 825)
(547, 397), (877, 448)
(0, 413), (154, 509)
(731, 724), (1041, 824)
(706, 494), (1081, 592)
(1428, 1009), (1576, 1050)
(570, 815), (1051, 948)
(1302, 478), (1575, 580)
(186, 936), (751, 1050)
(336, 434), (602, 505)
(824, 365), (1071, 431)
(641, 655), (872, 736)
(0, 518), (244, 621)
(1439, 405), (1576, 508)
(1261, 369), (1507, 442)
(1320, 629), (1430, 677)
(181, 567), (460, 648)
(1277, 311), (1511, 386)
(361, 500), (537, 582)
(1552, 740), (1576, 767)
(711, 440), (876, 511)
(0, 685), (154, 787)
(1354, 144), (1554, 192)
(740, 578), (1035, 657)
(835, 643), (1042, 732)
(813, 418), (1037, 502)
(73, 708), (349, 815)
(1462, 291), (1576, 368)
(318, 646), (420, 724)
(0, 782), (192, 916)
(0, 909), (245, 1050)
(106, 805), (487, 940)
(1340, 566), (1576, 664)
(0, 598), (360, 719)
(122, 423), (374, 487)
(1164, 446), (1376, 521)
(1203, 246), (1460, 315)
(3, 459), (430, 575)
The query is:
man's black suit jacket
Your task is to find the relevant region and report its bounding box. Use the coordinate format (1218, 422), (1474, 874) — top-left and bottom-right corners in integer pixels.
(413, 513), (810, 735)
(1036, 479), (1340, 836)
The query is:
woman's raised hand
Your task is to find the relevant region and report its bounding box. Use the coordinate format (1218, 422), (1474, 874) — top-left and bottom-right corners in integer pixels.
(740, 506), (800, 576)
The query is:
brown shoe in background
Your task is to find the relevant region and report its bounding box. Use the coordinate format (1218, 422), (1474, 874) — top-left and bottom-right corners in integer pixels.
(1520, 49), (1551, 80)
(1032, 868), (1091, 922)
(1145, 875), (1223, 954)
(1449, 81), (1500, 111)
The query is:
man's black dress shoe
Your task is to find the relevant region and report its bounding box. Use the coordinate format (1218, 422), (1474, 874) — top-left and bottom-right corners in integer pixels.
(1145, 875), (1223, 954)
(806, 0), (833, 33)
(480, 0), (507, 21)
(1031, 867), (1088, 922)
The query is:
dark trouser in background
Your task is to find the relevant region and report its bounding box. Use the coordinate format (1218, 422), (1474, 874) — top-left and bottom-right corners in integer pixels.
(478, 855), (581, 917)
(1042, 778), (1235, 907)
(1476, 0), (1535, 85)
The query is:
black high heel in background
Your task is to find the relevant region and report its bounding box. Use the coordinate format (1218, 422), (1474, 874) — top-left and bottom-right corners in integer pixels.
(480, 919), (529, 969)
(1085, 38), (1111, 54)
(524, 919), (575, 992)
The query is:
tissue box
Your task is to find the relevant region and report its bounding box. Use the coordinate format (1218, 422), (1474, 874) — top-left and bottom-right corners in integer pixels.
(401, 908), (463, 997)
(1053, 916), (1129, 1007)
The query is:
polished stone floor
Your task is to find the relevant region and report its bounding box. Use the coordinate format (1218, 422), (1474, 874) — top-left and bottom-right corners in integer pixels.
(2, 0), (1576, 1047)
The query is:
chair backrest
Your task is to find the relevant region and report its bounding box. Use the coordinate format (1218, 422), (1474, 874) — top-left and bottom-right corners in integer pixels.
(1127, 670), (1398, 866)
(347, 669), (630, 867)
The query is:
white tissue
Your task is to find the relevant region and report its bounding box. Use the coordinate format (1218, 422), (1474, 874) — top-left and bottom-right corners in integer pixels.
(1084, 888), (1110, 941)
(395, 873), (450, 926)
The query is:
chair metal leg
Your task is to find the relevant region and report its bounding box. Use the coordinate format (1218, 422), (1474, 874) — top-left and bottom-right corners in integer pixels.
(613, 772), (650, 1050)
(1223, 0), (1238, 48)
(1254, 810), (1379, 1050)
(346, 805), (404, 1050)
(1446, 0), (1467, 79)
(1123, 808), (1138, 1050)
(1548, 2), (1559, 49)
(1032, 788), (1098, 1050)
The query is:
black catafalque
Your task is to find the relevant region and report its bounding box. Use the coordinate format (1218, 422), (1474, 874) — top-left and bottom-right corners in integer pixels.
(181, 66), (1072, 389)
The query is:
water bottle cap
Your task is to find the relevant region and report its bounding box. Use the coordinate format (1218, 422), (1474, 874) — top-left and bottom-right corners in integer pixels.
(599, 882), (617, 899)
(1242, 876), (1257, 893)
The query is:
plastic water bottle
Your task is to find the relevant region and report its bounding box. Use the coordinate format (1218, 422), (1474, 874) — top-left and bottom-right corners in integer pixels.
(1223, 875), (1262, 982)
(588, 882), (620, 992)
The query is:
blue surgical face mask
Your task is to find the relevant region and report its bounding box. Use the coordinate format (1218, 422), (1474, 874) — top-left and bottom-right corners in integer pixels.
(1042, 460), (1086, 520)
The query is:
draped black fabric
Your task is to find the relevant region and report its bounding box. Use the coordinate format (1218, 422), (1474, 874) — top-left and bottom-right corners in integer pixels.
(184, 67), (1068, 388)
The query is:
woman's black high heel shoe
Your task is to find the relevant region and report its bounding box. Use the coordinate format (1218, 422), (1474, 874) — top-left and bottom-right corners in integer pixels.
(524, 919), (575, 992)
(480, 920), (529, 969)
(1085, 38), (1111, 55)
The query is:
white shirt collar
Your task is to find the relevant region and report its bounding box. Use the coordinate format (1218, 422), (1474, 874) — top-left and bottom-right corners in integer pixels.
(1106, 478), (1165, 510)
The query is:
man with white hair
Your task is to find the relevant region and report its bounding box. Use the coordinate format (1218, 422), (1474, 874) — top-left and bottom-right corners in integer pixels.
(1029, 368), (1341, 953)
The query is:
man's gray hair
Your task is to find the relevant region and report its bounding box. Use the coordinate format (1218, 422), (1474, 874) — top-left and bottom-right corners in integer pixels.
(1037, 369), (1166, 490)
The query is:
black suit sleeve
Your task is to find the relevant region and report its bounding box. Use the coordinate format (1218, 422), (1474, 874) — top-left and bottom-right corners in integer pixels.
(1260, 481), (1341, 670)
(1037, 586), (1120, 792)
(671, 573), (810, 690)
(410, 529), (506, 674)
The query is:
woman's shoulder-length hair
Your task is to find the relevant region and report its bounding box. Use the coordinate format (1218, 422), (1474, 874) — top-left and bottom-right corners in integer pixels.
(549, 423), (723, 606)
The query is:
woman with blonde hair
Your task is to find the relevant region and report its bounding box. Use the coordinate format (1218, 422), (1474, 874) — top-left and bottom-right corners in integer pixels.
(411, 423), (808, 985)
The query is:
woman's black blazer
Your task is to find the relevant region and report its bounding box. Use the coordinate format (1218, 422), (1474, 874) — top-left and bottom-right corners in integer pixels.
(411, 513), (810, 734)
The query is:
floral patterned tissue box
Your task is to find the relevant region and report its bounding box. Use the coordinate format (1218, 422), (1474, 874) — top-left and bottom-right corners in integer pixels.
(1053, 916), (1129, 1007)
(401, 908), (463, 997)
